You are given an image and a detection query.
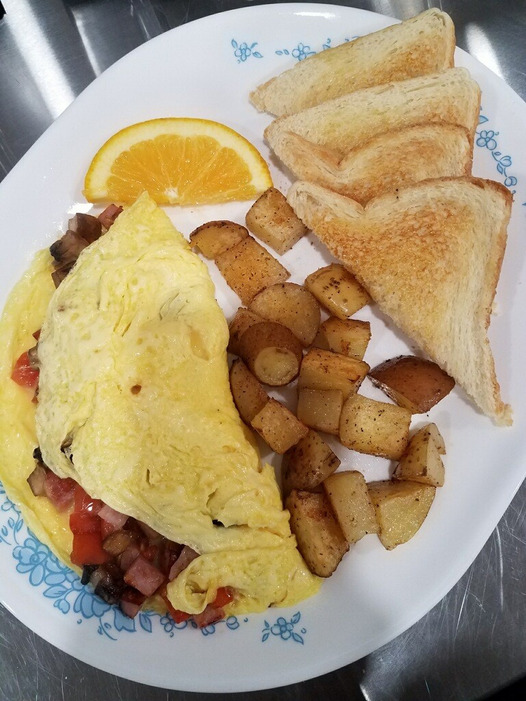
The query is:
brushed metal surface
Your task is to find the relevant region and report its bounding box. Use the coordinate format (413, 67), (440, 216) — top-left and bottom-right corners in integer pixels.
(0, 2), (525, 699)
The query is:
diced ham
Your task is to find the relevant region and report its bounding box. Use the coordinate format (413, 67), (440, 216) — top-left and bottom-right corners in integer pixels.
(99, 504), (128, 530)
(124, 555), (165, 597)
(193, 605), (225, 628)
(98, 204), (122, 230)
(43, 472), (76, 511)
(168, 546), (199, 581)
(120, 587), (146, 619)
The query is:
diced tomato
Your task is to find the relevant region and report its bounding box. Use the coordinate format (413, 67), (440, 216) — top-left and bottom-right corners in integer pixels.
(158, 586), (191, 624)
(43, 472), (76, 512)
(123, 555), (165, 597)
(71, 531), (109, 566)
(11, 351), (39, 389)
(73, 484), (103, 514)
(212, 586), (234, 609)
(69, 511), (101, 535)
(32, 329), (41, 340)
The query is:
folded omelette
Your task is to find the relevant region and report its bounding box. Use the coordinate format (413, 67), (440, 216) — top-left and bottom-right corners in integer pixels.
(0, 192), (319, 618)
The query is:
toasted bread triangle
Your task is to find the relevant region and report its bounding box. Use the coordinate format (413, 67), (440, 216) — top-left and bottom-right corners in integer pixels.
(250, 9), (455, 116)
(288, 178), (512, 425)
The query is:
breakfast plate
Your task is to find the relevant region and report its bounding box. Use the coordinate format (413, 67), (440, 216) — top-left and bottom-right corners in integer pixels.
(1, 3), (526, 693)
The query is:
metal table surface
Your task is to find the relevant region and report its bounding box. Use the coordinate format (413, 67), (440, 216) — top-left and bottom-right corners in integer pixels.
(0, 1), (525, 699)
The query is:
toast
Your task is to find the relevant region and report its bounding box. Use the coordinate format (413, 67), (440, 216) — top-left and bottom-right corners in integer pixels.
(250, 9), (455, 116)
(265, 68), (481, 158)
(270, 124), (473, 205)
(287, 179), (513, 425)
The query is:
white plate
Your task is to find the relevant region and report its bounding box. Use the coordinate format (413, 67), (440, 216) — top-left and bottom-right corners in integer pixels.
(1, 3), (526, 693)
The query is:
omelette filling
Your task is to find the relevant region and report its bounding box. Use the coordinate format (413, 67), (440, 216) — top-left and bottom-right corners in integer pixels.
(0, 193), (320, 626)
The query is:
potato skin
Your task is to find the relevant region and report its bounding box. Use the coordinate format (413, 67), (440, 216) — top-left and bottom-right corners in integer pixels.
(229, 358), (268, 424)
(228, 308), (263, 355)
(369, 355), (455, 413)
(238, 321), (303, 386)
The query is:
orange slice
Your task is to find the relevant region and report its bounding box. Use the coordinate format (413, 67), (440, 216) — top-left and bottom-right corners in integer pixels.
(83, 118), (272, 206)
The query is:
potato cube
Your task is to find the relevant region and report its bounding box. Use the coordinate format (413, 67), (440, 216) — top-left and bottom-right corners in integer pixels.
(249, 282), (320, 346)
(229, 359), (268, 424)
(316, 317), (371, 359)
(393, 424), (445, 487)
(251, 398), (308, 454)
(369, 355), (455, 413)
(286, 490), (349, 577)
(339, 394), (411, 459)
(305, 264), (371, 319)
(228, 308), (263, 355)
(298, 348), (369, 400)
(297, 388), (343, 435)
(426, 422), (446, 455)
(215, 236), (289, 305)
(246, 187), (308, 254)
(238, 321), (303, 386)
(282, 430), (340, 495)
(189, 220), (248, 259)
(324, 471), (379, 544)
(368, 480), (436, 550)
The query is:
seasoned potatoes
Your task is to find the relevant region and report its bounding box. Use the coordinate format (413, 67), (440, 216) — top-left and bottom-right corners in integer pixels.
(228, 308), (263, 355)
(305, 264), (371, 319)
(246, 187), (308, 254)
(324, 471), (379, 544)
(249, 282), (320, 346)
(315, 317), (371, 359)
(215, 235), (289, 304)
(189, 220), (248, 259)
(339, 394), (411, 459)
(297, 387), (344, 435)
(238, 320), (303, 386)
(369, 355), (455, 413)
(229, 359), (268, 424)
(393, 424), (445, 487)
(286, 490), (349, 577)
(299, 348), (369, 400)
(368, 480), (436, 550)
(282, 430), (340, 495)
(251, 398), (308, 454)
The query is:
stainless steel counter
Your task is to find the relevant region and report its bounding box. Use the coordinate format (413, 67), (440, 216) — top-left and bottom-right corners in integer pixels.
(1, 2), (526, 699)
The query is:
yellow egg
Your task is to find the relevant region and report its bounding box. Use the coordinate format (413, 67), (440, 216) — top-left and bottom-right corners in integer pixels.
(0, 192), (320, 616)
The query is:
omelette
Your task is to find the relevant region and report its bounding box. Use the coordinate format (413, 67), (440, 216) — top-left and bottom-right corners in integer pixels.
(0, 192), (319, 622)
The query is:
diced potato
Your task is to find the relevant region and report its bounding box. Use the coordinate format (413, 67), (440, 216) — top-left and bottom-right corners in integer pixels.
(298, 348), (369, 400)
(426, 422), (446, 455)
(189, 220), (248, 259)
(251, 398), (308, 454)
(238, 321), (303, 386)
(282, 430), (340, 495)
(315, 317), (371, 359)
(324, 471), (379, 544)
(228, 308), (263, 355)
(393, 424), (445, 487)
(305, 264), (371, 319)
(339, 394), (411, 459)
(215, 236), (290, 305)
(368, 480), (436, 550)
(297, 388), (343, 435)
(245, 187), (308, 254)
(229, 358), (268, 424)
(286, 490), (349, 577)
(369, 355), (455, 413)
(249, 282), (320, 346)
